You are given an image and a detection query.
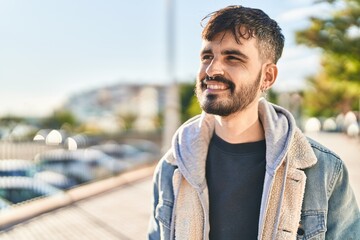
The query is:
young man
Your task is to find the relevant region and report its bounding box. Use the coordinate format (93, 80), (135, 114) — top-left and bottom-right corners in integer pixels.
(148, 5), (360, 240)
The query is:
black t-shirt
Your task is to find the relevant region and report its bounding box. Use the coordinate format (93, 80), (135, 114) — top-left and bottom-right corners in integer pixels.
(206, 133), (266, 240)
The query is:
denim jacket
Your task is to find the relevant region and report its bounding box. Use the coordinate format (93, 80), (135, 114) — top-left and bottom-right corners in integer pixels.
(148, 99), (360, 240)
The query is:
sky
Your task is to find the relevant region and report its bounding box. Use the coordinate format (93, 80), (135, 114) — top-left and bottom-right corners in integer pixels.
(0, 0), (334, 117)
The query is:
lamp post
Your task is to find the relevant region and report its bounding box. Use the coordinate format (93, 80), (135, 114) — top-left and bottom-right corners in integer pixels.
(162, 0), (180, 152)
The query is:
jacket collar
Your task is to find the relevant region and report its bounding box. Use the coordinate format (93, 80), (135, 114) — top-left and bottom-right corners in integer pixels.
(165, 98), (317, 189)
(258, 99), (317, 174)
(164, 112), (214, 190)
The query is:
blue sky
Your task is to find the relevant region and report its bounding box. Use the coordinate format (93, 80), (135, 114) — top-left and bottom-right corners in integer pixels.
(0, 0), (333, 117)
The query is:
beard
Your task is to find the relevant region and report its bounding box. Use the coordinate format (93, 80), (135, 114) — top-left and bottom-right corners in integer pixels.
(195, 71), (262, 116)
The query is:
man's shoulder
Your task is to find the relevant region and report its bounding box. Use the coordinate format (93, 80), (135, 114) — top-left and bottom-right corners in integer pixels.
(305, 137), (344, 177)
(154, 151), (178, 178)
(306, 137), (342, 163)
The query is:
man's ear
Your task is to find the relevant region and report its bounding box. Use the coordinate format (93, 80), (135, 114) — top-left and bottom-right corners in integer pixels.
(261, 63), (278, 91)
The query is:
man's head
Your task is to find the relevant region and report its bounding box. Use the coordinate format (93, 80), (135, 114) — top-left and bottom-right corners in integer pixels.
(201, 5), (284, 64)
(196, 6), (284, 117)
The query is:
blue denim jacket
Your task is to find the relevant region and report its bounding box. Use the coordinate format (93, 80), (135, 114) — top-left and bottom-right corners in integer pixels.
(299, 138), (360, 239)
(148, 100), (360, 239)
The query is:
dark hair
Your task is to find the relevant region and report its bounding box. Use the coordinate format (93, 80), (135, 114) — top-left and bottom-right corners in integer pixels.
(201, 5), (285, 63)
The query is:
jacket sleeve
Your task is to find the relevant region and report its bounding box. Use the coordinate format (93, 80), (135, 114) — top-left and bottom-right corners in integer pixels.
(326, 159), (360, 239)
(147, 163), (161, 240)
(148, 157), (176, 240)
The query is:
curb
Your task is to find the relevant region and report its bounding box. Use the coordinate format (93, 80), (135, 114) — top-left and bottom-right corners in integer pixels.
(0, 163), (157, 230)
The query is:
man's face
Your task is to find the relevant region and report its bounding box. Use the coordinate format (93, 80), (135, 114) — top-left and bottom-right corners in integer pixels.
(196, 31), (264, 116)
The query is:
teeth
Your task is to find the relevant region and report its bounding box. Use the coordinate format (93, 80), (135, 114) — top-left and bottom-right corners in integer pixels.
(207, 84), (227, 90)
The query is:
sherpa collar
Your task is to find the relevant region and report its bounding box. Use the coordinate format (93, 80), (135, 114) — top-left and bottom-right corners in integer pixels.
(165, 98), (317, 189)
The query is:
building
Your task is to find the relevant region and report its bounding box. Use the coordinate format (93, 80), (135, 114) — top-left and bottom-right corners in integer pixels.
(64, 83), (167, 133)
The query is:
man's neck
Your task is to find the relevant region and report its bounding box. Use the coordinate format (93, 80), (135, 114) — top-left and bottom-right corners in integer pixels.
(214, 103), (265, 144)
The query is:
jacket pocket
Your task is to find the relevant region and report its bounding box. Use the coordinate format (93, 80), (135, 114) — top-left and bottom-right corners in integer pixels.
(155, 200), (173, 230)
(297, 210), (326, 240)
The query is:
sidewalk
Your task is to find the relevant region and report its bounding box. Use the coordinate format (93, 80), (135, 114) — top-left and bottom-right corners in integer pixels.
(0, 165), (156, 240)
(0, 132), (359, 239)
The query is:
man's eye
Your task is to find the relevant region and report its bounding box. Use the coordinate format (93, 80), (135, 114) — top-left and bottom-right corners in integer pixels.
(201, 55), (213, 61)
(227, 56), (241, 62)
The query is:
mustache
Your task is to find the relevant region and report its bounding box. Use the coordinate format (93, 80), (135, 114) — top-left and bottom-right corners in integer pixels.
(202, 76), (235, 90)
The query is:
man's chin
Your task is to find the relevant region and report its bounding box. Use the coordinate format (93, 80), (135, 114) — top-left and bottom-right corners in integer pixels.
(200, 100), (233, 116)
(201, 107), (233, 117)
(204, 93), (219, 101)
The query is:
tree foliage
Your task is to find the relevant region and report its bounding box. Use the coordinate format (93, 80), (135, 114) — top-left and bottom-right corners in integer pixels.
(179, 82), (201, 122)
(0, 116), (24, 125)
(42, 109), (78, 130)
(296, 0), (360, 117)
(121, 113), (137, 131)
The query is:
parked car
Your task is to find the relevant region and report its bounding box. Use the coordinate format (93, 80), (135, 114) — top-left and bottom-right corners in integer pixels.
(0, 197), (11, 211)
(34, 171), (77, 189)
(90, 141), (158, 167)
(0, 159), (36, 177)
(0, 176), (61, 205)
(126, 139), (161, 156)
(34, 148), (128, 185)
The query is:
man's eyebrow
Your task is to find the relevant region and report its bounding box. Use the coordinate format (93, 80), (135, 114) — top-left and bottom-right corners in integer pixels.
(222, 49), (248, 59)
(200, 48), (213, 55)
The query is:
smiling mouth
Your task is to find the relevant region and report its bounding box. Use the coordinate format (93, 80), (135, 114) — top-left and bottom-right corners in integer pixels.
(203, 80), (230, 91)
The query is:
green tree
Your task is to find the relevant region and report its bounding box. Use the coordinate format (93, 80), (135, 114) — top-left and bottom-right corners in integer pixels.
(179, 82), (201, 122)
(42, 109), (78, 130)
(296, 0), (360, 117)
(0, 116), (24, 125)
(121, 113), (137, 131)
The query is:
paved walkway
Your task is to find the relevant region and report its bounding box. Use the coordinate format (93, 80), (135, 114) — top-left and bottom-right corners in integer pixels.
(0, 178), (152, 240)
(0, 132), (359, 239)
(0, 165), (155, 240)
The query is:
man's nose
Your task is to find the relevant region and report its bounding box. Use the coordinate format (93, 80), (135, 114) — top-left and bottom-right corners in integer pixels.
(205, 59), (224, 77)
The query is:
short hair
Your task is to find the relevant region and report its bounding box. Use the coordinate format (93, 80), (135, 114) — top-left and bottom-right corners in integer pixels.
(201, 5), (285, 63)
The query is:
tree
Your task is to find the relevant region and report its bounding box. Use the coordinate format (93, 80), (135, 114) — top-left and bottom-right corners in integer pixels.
(179, 82), (201, 122)
(296, 0), (360, 116)
(42, 109), (78, 130)
(121, 113), (137, 131)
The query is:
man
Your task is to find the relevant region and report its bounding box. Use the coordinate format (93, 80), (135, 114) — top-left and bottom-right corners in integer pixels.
(148, 5), (360, 240)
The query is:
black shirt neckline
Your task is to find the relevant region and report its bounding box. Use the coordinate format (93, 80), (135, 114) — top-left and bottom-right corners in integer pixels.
(211, 133), (266, 155)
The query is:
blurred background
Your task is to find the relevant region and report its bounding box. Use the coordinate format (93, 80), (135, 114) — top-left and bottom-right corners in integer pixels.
(0, 0), (359, 239)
